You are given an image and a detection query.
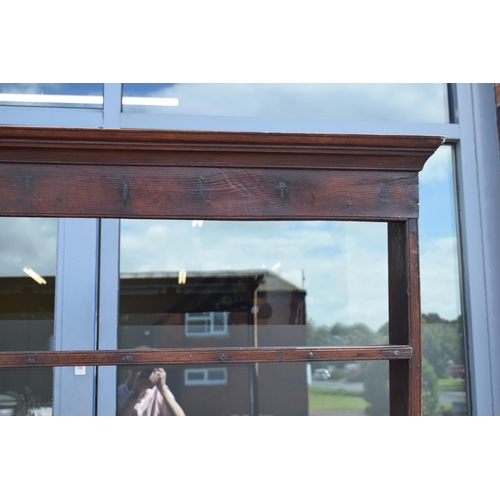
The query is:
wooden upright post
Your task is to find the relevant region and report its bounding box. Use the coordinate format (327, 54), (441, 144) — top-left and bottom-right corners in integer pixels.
(388, 219), (422, 415)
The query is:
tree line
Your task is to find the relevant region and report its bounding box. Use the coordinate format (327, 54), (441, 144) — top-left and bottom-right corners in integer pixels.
(307, 313), (465, 415)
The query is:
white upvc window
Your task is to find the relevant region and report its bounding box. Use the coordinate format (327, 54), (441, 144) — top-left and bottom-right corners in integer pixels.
(185, 312), (228, 337)
(184, 368), (228, 386)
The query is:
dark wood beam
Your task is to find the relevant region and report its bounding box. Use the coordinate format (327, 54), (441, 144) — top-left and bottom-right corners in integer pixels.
(0, 345), (412, 368)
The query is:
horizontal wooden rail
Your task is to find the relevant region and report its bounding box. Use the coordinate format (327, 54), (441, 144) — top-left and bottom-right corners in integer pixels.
(0, 346), (412, 368)
(0, 165), (421, 221)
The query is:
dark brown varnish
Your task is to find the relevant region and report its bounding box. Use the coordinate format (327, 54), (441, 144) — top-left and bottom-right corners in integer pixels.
(0, 346), (412, 368)
(0, 164), (419, 220)
(388, 220), (422, 415)
(0, 126), (445, 416)
(0, 127), (444, 171)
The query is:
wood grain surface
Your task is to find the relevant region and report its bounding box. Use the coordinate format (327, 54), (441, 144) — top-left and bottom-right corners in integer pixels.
(0, 127), (445, 171)
(0, 164), (419, 220)
(388, 220), (422, 415)
(0, 346), (412, 369)
(0, 127), (443, 220)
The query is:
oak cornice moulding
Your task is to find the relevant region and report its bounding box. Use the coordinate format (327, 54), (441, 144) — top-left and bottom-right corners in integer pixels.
(0, 126), (445, 171)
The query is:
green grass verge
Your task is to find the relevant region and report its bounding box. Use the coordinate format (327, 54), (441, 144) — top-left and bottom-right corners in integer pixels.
(308, 387), (369, 411)
(438, 378), (466, 391)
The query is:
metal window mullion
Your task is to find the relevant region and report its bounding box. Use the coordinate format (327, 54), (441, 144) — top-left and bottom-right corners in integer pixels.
(96, 219), (120, 415)
(103, 84), (122, 128)
(469, 84), (500, 417)
(53, 219), (99, 416)
(94, 83), (124, 415)
(210, 312), (215, 335)
(454, 83), (500, 415)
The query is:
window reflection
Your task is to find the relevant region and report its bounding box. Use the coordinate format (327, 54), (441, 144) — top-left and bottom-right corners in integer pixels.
(0, 218), (57, 416)
(121, 83), (449, 123)
(117, 145), (468, 415)
(0, 83), (103, 109)
(115, 361), (391, 416)
(114, 355), (466, 416)
(0, 369), (53, 416)
(118, 220), (390, 415)
(419, 146), (467, 415)
(119, 270), (308, 350)
(119, 221), (389, 353)
(309, 361), (387, 416)
(116, 144), (467, 416)
(117, 364), (185, 416)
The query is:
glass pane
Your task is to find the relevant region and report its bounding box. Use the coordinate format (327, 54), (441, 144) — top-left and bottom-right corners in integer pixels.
(115, 360), (388, 416)
(122, 83), (448, 123)
(419, 145), (467, 415)
(0, 83), (103, 108)
(119, 220), (389, 350)
(0, 218), (57, 416)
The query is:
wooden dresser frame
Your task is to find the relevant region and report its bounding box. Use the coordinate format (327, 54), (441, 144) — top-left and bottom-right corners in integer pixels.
(0, 126), (444, 415)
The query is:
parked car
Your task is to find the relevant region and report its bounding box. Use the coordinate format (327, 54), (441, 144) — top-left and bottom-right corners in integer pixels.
(313, 368), (331, 381)
(344, 363), (361, 376)
(449, 364), (465, 379)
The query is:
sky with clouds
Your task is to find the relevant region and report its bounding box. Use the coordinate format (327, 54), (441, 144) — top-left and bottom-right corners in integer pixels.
(0, 83), (447, 122)
(0, 83), (447, 123)
(122, 83), (448, 123)
(0, 218), (57, 277)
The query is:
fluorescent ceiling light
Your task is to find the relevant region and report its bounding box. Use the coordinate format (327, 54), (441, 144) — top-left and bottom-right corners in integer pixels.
(0, 93), (103, 105)
(23, 267), (47, 285)
(0, 93), (179, 107)
(122, 97), (179, 107)
(178, 269), (187, 285)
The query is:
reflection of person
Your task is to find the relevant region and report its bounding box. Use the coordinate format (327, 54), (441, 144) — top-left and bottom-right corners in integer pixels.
(117, 367), (185, 416)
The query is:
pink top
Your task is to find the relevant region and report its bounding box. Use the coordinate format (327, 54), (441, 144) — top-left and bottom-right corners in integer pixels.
(118, 382), (176, 416)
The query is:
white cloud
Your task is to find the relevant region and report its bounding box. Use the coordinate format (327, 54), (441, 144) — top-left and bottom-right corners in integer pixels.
(0, 218), (57, 277)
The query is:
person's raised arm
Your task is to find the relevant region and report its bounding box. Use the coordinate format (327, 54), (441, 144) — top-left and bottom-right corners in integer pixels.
(155, 368), (185, 416)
